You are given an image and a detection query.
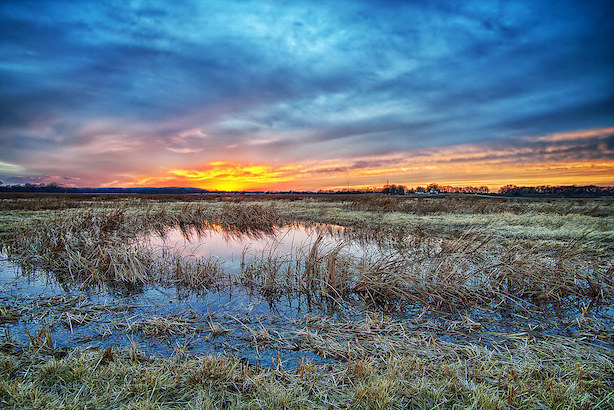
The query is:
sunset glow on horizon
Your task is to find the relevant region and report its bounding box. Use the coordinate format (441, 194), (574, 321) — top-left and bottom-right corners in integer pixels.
(1, 1), (613, 191)
(118, 125), (614, 192)
(132, 161), (295, 192)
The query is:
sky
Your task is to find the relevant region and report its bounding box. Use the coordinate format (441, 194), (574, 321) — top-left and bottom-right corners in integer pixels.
(1, 0), (613, 191)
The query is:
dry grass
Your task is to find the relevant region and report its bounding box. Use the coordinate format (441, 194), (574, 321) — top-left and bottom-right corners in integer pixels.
(343, 194), (613, 217)
(0, 193), (612, 408)
(0, 330), (611, 409)
(238, 227), (612, 313)
(2, 207), (233, 288)
(2, 195), (612, 309)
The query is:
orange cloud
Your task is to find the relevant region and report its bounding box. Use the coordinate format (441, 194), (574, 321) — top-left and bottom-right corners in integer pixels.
(535, 127), (614, 142)
(125, 126), (614, 191)
(142, 161), (297, 191)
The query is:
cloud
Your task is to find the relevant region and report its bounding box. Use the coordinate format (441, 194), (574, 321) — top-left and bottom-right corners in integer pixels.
(535, 127), (614, 142)
(1, 0), (613, 188)
(136, 161), (297, 191)
(123, 127), (612, 191)
(0, 160), (24, 175)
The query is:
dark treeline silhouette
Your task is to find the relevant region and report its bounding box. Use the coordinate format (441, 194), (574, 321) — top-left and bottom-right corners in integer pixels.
(0, 183), (613, 197)
(382, 183), (613, 197)
(0, 184), (209, 195)
(497, 185), (614, 197)
(422, 184), (490, 194)
(382, 184), (407, 195)
(383, 183), (490, 195)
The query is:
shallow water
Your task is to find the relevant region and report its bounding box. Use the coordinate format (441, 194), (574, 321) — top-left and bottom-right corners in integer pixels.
(0, 246), (359, 367)
(144, 224), (372, 274)
(149, 224), (343, 258)
(1, 224), (378, 367)
(1, 224), (612, 366)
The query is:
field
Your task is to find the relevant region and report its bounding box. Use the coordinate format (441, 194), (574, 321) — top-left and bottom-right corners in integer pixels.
(0, 193), (612, 408)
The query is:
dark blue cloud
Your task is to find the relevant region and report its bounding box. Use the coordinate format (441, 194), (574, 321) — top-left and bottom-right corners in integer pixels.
(1, 0), (613, 185)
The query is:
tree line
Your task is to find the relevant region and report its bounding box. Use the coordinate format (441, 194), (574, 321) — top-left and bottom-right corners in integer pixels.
(382, 183), (614, 197)
(1, 182), (613, 197)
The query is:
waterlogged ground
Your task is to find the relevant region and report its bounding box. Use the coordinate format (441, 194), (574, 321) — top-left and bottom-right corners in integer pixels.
(0, 258), (348, 367)
(1, 223), (613, 368)
(0, 225), (373, 367)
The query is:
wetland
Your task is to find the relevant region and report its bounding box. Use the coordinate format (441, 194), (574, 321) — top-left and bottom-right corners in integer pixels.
(0, 193), (612, 408)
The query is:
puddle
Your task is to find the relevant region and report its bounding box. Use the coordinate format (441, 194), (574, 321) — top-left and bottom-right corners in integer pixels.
(150, 224), (344, 257)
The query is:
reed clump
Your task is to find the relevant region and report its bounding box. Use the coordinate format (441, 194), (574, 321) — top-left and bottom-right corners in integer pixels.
(214, 202), (283, 233)
(239, 231), (354, 298)
(2, 208), (228, 288)
(239, 228), (612, 313)
(156, 253), (226, 288)
(3, 210), (149, 286)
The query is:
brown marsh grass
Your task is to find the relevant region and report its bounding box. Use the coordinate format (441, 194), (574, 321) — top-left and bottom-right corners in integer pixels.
(0, 193), (612, 408)
(1, 195), (612, 307)
(238, 227), (612, 313)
